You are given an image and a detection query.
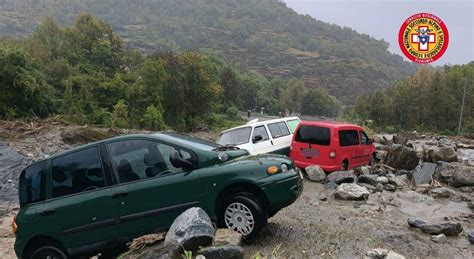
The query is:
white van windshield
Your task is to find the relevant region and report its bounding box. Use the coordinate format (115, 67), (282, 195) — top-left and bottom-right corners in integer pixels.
(218, 127), (252, 145)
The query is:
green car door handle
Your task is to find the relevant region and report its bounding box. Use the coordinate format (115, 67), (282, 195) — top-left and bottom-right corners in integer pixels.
(40, 208), (56, 216)
(112, 191), (128, 199)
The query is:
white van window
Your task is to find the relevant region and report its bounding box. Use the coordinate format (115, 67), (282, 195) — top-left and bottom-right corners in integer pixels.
(295, 125), (330, 146)
(267, 122), (290, 139)
(253, 126), (269, 141)
(218, 127), (252, 145)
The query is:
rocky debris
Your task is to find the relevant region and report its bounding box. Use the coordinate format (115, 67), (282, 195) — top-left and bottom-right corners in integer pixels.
(410, 163), (436, 185)
(373, 134), (394, 145)
(305, 165), (326, 182)
(407, 218), (463, 236)
(429, 187), (455, 198)
(431, 234), (447, 243)
(326, 171), (354, 184)
(213, 229), (242, 246)
(457, 149), (474, 166)
(325, 182), (338, 190)
(359, 183), (377, 193)
(358, 174), (379, 186)
(385, 145), (419, 170)
(423, 146), (458, 163)
(384, 184), (396, 192)
(468, 230), (474, 244)
(376, 176), (389, 184)
(128, 233), (166, 252)
(334, 183), (369, 200)
(376, 183), (384, 192)
(375, 150), (388, 162)
(365, 248), (405, 259)
(459, 186), (473, 193)
(0, 143), (31, 203)
(387, 175), (407, 188)
(198, 245), (244, 259)
(434, 161), (456, 184)
(452, 165), (474, 187)
(164, 207), (215, 253)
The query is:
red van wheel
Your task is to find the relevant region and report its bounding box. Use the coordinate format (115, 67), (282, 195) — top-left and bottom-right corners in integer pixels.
(342, 160), (349, 171)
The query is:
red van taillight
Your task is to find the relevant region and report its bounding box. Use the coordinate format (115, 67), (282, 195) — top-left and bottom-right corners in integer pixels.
(329, 150), (336, 158)
(12, 214), (18, 235)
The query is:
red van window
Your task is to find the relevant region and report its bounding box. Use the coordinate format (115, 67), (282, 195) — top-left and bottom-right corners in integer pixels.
(295, 125), (330, 146)
(339, 130), (360, 146)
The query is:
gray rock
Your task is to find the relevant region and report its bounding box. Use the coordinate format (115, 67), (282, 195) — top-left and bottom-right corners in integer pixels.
(408, 219), (463, 236)
(386, 145), (419, 170)
(457, 149), (474, 166)
(407, 218), (427, 228)
(459, 186), (473, 193)
(326, 171), (354, 184)
(431, 234), (447, 243)
(384, 184), (396, 192)
(452, 165), (474, 187)
(468, 230), (474, 244)
(386, 251), (406, 259)
(430, 187), (455, 198)
(334, 183), (370, 200)
(410, 162), (437, 185)
(305, 165), (326, 182)
(359, 183), (377, 193)
(164, 207), (215, 253)
(213, 229), (242, 246)
(358, 174), (379, 186)
(376, 183), (384, 192)
(198, 245), (244, 259)
(423, 146), (458, 163)
(366, 249), (405, 259)
(376, 176), (389, 184)
(325, 182), (338, 190)
(387, 176), (406, 187)
(420, 222), (463, 236)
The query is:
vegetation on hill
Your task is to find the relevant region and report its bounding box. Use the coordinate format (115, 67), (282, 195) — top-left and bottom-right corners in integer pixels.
(0, 14), (340, 131)
(347, 63), (474, 134)
(0, 0), (417, 103)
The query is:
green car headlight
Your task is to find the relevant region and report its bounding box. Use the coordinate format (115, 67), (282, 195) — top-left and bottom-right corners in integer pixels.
(281, 164), (289, 173)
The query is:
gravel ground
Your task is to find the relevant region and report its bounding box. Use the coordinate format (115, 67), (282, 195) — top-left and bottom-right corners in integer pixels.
(244, 179), (473, 258)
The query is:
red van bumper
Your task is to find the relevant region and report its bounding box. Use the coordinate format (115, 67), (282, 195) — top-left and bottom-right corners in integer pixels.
(294, 161), (341, 172)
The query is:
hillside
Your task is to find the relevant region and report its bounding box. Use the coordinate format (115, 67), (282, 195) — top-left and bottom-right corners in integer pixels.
(0, 0), (417, 103)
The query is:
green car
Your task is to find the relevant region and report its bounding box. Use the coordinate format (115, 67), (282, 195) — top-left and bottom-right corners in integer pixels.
(14, 132), (303, 258)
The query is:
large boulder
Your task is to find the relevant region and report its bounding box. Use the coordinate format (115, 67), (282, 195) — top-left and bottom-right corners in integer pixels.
(305, 165), (326, 182)
(0, 143), (31, 203)
(326, 171), (354, 184)
(334, 183), (369, 200)
(409, 162), (437, 185)
(423, 146), (458, 163)
(164, 207), (215, 253)
(385, 145), (419, 170)
(434, 161), (457, 184)
(452, 165), (474, 187)
(407, 218), (463, 236)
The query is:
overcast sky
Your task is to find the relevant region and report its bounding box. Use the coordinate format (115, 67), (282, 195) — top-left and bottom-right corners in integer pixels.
(284, 0), (473, 65)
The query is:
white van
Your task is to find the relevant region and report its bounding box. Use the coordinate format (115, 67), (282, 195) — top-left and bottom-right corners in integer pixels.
(217, 117), (300, 155)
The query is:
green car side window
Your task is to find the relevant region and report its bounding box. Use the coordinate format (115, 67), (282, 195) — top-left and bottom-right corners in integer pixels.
(51, 146), (106, 198)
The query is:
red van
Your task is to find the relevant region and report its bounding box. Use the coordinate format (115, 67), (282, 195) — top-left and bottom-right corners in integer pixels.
(289, 121), (376, 172)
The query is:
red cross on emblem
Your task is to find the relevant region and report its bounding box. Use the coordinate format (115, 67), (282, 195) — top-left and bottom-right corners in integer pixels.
(411, 26), (436, 51)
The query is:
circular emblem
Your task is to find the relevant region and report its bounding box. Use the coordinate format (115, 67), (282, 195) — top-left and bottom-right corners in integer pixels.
(398, 13), (449, 64)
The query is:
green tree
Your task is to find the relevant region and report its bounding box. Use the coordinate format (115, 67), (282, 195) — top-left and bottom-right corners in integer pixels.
(112, 100), (129, 128)
(0, 48), (54, 118)
(142, 105), (166, 130)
